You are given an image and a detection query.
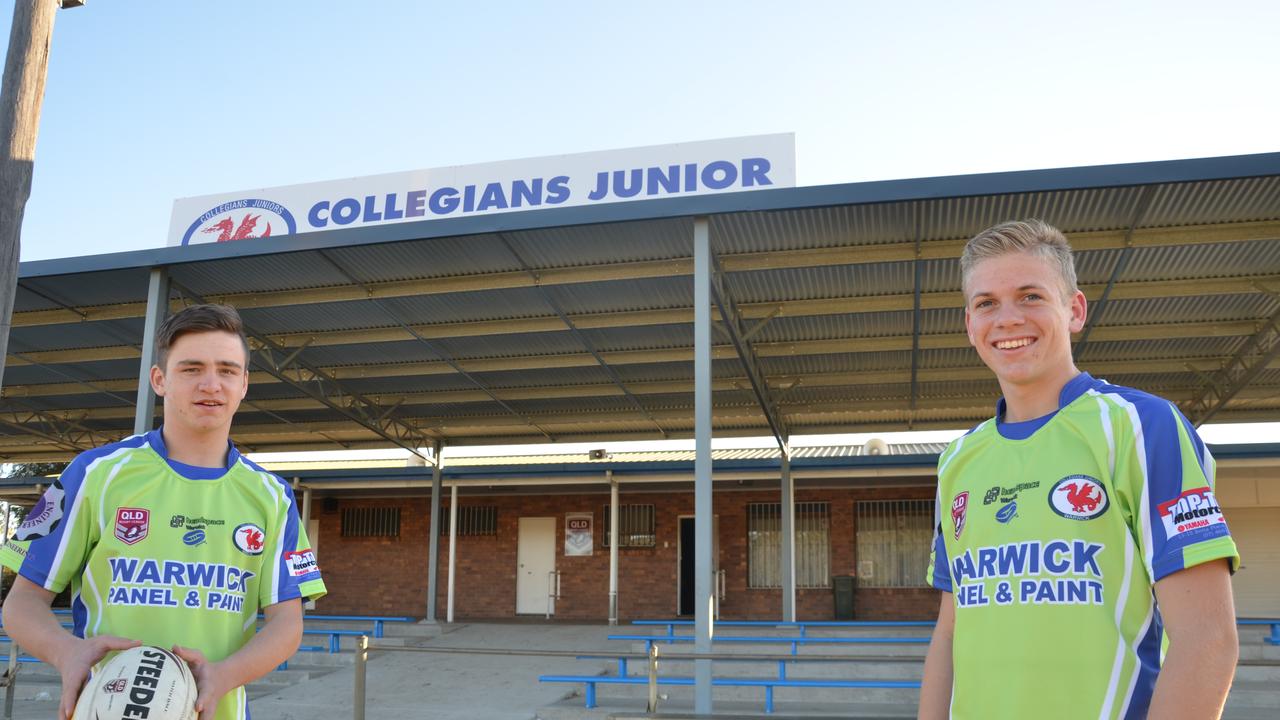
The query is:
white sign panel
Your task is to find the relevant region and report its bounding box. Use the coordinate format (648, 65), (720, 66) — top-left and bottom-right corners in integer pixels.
(167, 134), (795, 247)
(564, 513), (593, 557)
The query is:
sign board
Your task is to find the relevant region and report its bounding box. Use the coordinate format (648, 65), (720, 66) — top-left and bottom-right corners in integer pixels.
(168, 134), (795, 247)
(564, 512), (593, 557)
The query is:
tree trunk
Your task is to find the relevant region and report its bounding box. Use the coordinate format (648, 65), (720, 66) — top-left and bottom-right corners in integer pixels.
(0, 0), (58, 391)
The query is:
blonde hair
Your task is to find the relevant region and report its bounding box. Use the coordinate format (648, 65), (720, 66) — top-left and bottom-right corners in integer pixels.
(960, 219), (1078, 300)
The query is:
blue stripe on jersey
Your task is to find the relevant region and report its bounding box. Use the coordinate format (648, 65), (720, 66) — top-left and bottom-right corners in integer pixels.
(930, 532), (952, 591)
(1123, 610), (1163, 719)
(1092, 379), (1214, 581)
(146, 429), (241, 480)
(71, 592), (88, 638)
(19, 434), (150, 589)
(240, 456), (312, 601)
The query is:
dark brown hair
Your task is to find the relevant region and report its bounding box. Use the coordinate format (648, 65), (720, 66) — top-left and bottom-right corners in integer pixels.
(155, 304), (250, 369)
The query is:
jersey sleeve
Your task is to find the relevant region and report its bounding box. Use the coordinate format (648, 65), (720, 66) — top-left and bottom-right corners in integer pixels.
(0, 452), (103, 593)
(259, 478), (326, 607)
(1116, 398), (1239, 583)
(926, 449), (954, 593)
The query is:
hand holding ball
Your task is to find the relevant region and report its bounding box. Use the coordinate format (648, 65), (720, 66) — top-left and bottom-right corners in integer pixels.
(71, 646), (197, 720)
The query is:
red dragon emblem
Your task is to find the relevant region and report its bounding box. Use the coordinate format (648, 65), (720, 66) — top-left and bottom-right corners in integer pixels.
(233, 523), (266, 555)
(1059, 482), (1101, 513)
(201, 213), (272, 242)
(244, 527), (264, 552)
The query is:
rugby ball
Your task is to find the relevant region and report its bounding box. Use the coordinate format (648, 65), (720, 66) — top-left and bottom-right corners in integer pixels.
(72, 646), (197, 720)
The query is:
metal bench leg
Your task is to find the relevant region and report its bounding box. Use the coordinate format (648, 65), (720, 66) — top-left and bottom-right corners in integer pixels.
(375, 621), (384, 639)
(584, 681), (596, 709)
(330, 635), (340, 653)
(618, 657), (627, 675)
(765, 685), (774, 714)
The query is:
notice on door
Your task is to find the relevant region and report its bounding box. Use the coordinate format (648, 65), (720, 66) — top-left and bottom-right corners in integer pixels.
(565, 513), (593, 557)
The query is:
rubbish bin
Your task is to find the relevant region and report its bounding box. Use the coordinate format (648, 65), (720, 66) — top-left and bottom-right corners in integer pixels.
(833, 575), (855, 619)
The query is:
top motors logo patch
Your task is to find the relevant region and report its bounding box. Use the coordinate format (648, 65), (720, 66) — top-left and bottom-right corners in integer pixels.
(951, 491), (969, 539)
(1159, 488), (1226, 540)
(114, 507), (150, 545)
(1049, 475), (1109, 520)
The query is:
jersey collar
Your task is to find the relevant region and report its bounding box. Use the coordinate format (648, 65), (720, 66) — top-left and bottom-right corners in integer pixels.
(995, 372), (1096, 440)
(145, 428), (242, 480)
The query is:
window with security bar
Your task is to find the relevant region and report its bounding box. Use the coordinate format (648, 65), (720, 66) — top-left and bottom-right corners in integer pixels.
(438, 505), (498, 536)
(341, 507), (401, 538)
(601, 504), (656, 547)
(747, 502), (830, 589)
(855, 499), (935, 587)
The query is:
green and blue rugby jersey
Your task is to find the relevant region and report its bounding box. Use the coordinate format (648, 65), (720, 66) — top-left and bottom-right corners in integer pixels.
(926, 373), (1238, 720)
(0, 429), (326, 720)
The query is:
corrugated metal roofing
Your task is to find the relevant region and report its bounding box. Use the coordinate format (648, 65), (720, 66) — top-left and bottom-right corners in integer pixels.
(5, 152), (1279, 457)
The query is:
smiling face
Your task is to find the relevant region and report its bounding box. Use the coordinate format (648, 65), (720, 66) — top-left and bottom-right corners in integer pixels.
(150, 330), (249, 439)
(964, 251), (1087, 406)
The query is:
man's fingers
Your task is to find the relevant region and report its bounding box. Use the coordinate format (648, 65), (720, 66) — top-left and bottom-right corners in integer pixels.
(96, 635), (141, 651)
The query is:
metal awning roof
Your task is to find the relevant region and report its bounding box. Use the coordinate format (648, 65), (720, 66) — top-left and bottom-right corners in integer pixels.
(5, 152), (1279, 460)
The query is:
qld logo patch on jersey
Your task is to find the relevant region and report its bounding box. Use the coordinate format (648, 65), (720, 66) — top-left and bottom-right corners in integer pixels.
(1049, 475), (1108, 520)
(15, 480), (66, 541)
(1158, 488), (1226, 540)
(114, 508), (150, 545)
(233, 523), (266, 555)
(951, 492), (969, 539)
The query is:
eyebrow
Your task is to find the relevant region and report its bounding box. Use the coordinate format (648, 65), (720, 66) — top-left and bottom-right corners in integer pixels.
(174, 358), (245, 370)
(968, 283), (1050, 299)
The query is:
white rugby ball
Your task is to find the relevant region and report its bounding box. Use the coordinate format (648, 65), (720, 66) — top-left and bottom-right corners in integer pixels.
(72, 645), (197, 720)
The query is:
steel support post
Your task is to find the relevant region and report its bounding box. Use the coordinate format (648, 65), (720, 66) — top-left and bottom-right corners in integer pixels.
(133, 268), (169, 435)
(426, 440), (443, 622)
(446, 483), (458, 623)
(780, 450), (796, 622)
(609, 470), (619, 626)
(693, 216), (713, 712)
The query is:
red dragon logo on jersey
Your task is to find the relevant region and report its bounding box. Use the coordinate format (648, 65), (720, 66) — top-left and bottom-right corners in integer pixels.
(1059, 482), (1101, 513)
(1049, 475), (1109, 520)
(201, 213), (273, 242)
(233, 523), (266, 556)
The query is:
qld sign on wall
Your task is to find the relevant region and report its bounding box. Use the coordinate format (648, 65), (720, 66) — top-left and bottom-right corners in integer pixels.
(168, 134), (795, 247)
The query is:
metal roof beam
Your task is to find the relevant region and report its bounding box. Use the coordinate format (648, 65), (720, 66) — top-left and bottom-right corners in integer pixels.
(9, 269), (1278, 369)
(13, 221), (1280, 329)
(3, 319), (1266, 394)
(1184, 304), (1280, 425)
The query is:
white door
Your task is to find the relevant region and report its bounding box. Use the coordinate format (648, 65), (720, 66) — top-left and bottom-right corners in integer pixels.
(516, 517), (556, 615)
(1227, 507), (1280, 617)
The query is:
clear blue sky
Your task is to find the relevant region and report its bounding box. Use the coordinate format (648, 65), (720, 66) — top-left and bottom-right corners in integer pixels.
(5, 0), (1278, 262)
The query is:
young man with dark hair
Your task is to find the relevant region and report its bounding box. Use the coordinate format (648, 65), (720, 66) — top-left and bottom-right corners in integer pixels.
(2, 304), (325, 720)
(918, 220), (1239, 719)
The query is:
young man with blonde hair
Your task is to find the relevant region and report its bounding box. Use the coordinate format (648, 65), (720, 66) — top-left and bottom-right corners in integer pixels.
(919, 220), (1239, 719)
(2, 304), (325, 720)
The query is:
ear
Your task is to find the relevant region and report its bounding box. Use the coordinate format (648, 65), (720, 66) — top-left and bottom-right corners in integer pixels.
(149, 365), (165, 396)
(964, 306), (979, 349)
(238, 367), (249, 400)
(1068, 290), (1087, 333)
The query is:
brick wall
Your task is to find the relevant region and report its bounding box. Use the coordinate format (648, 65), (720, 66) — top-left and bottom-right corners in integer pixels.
(313, 483), (940, 621)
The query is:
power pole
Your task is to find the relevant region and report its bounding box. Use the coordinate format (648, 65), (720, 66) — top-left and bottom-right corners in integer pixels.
(0, 1), (69, 392)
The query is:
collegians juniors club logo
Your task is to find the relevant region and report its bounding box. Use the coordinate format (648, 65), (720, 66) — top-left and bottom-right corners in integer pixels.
(233, 523), (266, 556)
(951, 491), (969, 539)
(15, 480), (66, 541)
(181, 199), (297, 246)
(1049, 475), (1109, 520)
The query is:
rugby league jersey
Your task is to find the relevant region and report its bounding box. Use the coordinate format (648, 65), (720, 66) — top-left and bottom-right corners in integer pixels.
(926, 373), (1238, 719)
(1, 429), (326, 720)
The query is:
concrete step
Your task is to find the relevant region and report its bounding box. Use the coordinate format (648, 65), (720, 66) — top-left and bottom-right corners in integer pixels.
(1224, 680), (1280, 709)
(538, 696), (918, 719)
(632, 642), (930, 659)
(591, 680), (920, 707)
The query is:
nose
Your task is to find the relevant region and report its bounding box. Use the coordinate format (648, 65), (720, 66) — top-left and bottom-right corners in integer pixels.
(197, 370), (221, 391)
(992, 303), (1025, 327)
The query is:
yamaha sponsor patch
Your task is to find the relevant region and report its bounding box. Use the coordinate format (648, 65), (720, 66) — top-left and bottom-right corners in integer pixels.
(114, 507), (150, 545)
(1158, 488), (1227, 540)
(233, 523), (266, 556)
(15, 480), (66, 541)
(951, 491), (969, 540)
(285, 549), (319, 577)
(1048, 475), (1108, 521)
